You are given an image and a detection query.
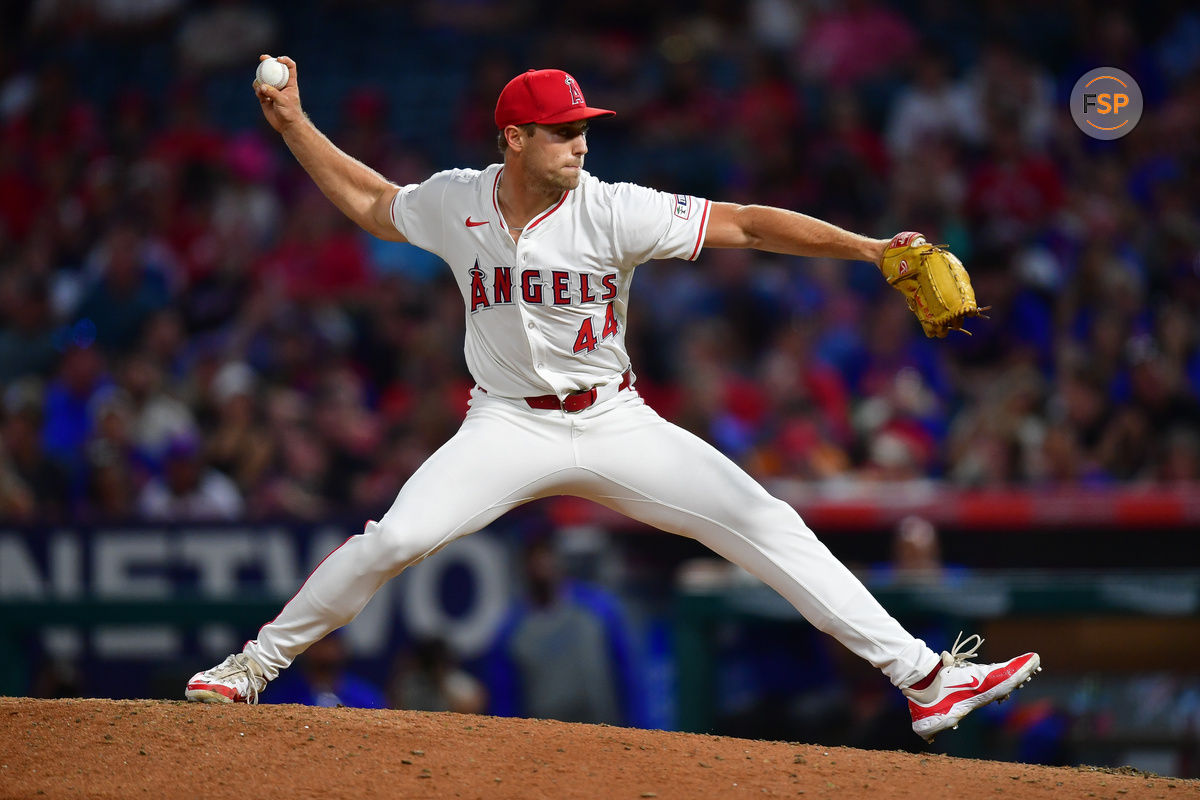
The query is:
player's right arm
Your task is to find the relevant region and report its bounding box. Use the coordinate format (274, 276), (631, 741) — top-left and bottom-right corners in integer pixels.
(254, 55), (405, 242)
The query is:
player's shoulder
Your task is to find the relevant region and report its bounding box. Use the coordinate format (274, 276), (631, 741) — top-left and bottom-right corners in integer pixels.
(421, 165), (493, 189)
(583, 173), (647, 195)
(579, 173), (662, 207)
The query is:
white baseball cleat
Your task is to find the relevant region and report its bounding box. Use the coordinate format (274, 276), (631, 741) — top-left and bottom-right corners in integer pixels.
(903, 632), (1041, 743)
(185, 653), (267, 704)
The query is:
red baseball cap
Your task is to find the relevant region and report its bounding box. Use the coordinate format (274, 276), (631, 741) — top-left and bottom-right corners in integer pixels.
(494, 68), (615, 129)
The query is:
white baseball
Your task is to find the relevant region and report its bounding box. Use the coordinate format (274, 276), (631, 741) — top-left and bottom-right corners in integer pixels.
(255, 58), (289, 90)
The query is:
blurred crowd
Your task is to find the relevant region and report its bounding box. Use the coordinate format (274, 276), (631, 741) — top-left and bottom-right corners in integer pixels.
(2, 0), (1200, 524)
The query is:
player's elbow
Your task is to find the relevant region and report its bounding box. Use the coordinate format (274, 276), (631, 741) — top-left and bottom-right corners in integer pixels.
(355, 213), (403, 242)
(367, 222), (407, 243)
(365, 185), (406, 242)
(733, 204), (767, 249)
(727, 204), (770, 249)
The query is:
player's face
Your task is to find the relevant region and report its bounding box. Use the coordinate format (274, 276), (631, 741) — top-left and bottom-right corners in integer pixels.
(527, 121), (589, 191)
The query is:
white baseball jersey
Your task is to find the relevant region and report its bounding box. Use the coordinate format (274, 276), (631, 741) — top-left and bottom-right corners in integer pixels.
(389, 164), (711, 398)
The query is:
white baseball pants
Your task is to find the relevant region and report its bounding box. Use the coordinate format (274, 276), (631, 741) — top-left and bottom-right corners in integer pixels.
(245, 386), (941, 687)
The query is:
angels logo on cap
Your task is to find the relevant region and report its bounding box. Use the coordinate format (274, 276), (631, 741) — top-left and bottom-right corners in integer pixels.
(564, 75), (584, 106)
(494, 68), (616, 129)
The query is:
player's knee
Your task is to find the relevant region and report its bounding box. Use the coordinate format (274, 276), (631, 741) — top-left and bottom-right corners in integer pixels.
(735, 497), (815, 541)
(366, 517), (448, 572)
(768, 498), (809, 529)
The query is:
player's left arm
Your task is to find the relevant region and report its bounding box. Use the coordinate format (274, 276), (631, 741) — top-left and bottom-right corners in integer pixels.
(703, 202), (887, 265)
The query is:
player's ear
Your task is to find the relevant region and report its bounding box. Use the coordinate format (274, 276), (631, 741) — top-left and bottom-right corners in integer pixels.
(503, 125), (525, 152)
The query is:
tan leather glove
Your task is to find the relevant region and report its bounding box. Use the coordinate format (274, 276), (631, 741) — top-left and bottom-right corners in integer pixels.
(878, 232), (988, 338)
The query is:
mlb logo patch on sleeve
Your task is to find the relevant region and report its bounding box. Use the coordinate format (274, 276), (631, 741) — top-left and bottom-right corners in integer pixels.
(673, 194), (692, 220)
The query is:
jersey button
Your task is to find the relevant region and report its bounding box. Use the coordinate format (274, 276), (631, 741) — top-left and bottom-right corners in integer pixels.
(536, 361), (544, 368)
(527, 322), (535, 329)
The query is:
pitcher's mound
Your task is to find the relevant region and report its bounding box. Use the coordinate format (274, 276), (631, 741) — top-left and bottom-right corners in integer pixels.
(1, 697), (1193, 799)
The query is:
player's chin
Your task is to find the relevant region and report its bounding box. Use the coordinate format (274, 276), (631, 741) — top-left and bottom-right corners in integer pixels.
(557, 167), (582, 189)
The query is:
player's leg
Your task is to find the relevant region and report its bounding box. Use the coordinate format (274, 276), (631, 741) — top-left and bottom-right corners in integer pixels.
(186, 392), (574, 702)
(573, 393), (1038, 739)
(573, 394), (939, 687)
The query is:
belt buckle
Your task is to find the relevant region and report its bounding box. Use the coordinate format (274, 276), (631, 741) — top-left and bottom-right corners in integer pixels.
(561, 386), (597, 413)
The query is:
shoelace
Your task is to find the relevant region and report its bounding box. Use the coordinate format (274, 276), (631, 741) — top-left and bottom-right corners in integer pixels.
(940, 631), (984, 668)
(209, 654), (263, 704)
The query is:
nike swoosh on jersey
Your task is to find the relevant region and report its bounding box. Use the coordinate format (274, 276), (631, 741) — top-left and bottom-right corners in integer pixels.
(465, 217), (490, 227)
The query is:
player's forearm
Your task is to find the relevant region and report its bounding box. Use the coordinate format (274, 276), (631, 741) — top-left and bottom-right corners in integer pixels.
(730, 204), (886, 264)
(279, 116), (399, 239)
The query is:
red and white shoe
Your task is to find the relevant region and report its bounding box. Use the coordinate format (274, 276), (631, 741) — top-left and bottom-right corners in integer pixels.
(903, 632), (1041, 742)
(185, 653), (267, 704)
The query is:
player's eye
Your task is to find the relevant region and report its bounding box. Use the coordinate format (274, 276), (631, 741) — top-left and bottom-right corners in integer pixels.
(556, 125), (587, 139)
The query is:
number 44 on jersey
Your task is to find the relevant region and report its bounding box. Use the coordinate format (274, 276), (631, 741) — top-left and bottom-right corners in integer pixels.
(573, 302), (619, 353)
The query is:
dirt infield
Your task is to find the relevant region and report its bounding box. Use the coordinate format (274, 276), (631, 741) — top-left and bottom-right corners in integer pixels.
(1, 698), (1195, 799)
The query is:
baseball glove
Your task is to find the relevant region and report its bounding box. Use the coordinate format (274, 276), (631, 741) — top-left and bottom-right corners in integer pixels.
(878, 232), (988, 338)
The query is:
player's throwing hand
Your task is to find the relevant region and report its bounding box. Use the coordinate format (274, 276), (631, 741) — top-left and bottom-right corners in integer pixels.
(253, 54), (302, 133)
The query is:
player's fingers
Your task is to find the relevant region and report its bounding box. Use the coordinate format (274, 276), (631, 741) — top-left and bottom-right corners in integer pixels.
(255, 83), (280, 102)
(258, 53), (272, 62)
(277, 55), (298, 82)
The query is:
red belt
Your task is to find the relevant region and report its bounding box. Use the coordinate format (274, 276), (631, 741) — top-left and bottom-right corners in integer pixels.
(483, 370), (633, 412)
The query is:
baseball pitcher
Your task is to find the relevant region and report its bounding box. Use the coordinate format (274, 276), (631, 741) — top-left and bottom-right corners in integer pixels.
(186, 60), (1035, 742)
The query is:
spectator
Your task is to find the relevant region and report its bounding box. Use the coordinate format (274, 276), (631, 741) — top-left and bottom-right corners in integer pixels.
(86, 386), (153, 494)
(81, 439), (139, 522)
(0, 389), (68, 521)
(116, 352), (195, 457)
(253, 425), (331, 521)
(136, 432), (244, 521)
(40, 345), (109, 472)
(811, 89), (889, 223)
(387, 637), (487, 714)
(211, 131), (282, 251)
(0, 273), (58, 384)
(204, 361), (274, 496)
(957, 39), (1056, 150)
(871, 516), (967, 589)
(964, 125), (1065, 249)
(885, 49), (973, 157)
(798, 0), (917, 88)
(254, 192), (371, 304)
(0, 443), (33, 519)
(176, 0), (277, 74)
(73, 222), (172, 353)
(486, 535), (643, 727)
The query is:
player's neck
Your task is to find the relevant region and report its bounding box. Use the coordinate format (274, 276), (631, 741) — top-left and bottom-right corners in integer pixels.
(496, 166), (563, 233)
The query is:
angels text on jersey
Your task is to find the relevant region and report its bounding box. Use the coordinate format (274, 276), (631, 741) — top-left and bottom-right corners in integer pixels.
(468, 260), (620, 353)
